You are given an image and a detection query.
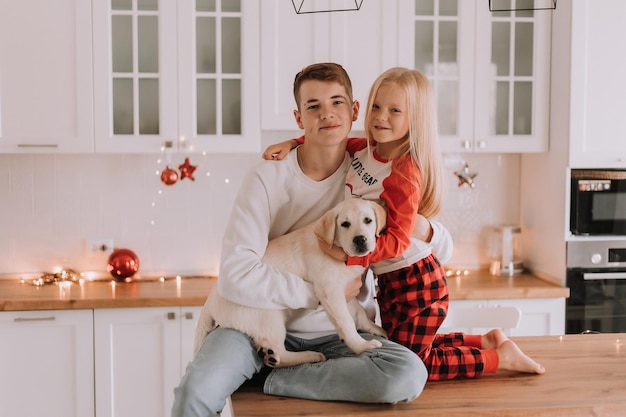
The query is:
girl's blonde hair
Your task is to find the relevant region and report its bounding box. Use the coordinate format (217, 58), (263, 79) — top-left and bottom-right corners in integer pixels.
(364, 67), (444, 218)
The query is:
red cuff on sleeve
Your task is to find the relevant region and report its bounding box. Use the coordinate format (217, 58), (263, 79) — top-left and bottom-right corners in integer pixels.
(483, 349), (499, 374)
(465, 334), (482, 348)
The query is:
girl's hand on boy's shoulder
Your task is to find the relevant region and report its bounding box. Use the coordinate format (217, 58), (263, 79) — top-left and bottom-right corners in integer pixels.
(262, 144), (286, 160)
(262, 140), (297, 161)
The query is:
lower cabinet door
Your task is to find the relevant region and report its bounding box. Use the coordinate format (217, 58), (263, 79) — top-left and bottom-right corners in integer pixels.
(94, 307), (182, 417)
(441, 298), (565, 336)
(0, 309), (94, 417)
(495, 298), (566, 336)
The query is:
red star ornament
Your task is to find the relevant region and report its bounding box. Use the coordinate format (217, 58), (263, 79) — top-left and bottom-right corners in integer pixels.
(178, 157), (198, 181)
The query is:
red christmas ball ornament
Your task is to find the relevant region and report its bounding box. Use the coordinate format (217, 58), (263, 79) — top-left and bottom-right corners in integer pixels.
(107, 248), (140, 281)
(160, 166), (179, 186)
(178, 157), (198, 181)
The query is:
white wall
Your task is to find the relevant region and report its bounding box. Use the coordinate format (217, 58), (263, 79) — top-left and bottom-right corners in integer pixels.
(519, 0), (572, 286)
(0, 152), (521, 277)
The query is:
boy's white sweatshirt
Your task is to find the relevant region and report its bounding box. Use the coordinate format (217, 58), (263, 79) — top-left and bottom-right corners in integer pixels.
(217, 149), (360, 338)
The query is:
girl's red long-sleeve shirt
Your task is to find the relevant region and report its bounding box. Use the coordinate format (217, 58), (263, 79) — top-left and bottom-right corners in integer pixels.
(343, 138), (421, 267)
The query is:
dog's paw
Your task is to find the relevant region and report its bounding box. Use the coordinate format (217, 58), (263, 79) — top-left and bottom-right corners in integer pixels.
(257, 347), (280, 368)
(370, 327), (388, 339)
(352, 338), (383, 354)
(365, 338), (383, 349)
(309, 351), (327, 363)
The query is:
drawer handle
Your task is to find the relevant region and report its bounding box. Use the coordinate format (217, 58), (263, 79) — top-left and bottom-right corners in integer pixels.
(17, 144), (59, 148)
(167, 312), (176, 320)
(14, 316), (56, 322)
(185, 312), (194, 320)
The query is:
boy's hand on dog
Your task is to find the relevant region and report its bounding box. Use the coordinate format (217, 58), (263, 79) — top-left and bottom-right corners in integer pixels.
(317, 239), (348, 262)
(316, 239), (361, 301)
(345, 275), (362, 301)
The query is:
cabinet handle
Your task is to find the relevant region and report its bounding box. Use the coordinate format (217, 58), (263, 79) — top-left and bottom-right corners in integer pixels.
(167, 312), (176, 320)
(478, 140), (486, 149)
(17, 144), (59, 148)
(184, 312), (194, 320)
(462, 140), (471, 149)
(14, 316), (56, 322)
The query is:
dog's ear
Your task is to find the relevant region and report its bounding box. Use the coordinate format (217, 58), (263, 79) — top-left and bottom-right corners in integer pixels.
(371, 202), (387, 237)
(314, 208), (337, 247)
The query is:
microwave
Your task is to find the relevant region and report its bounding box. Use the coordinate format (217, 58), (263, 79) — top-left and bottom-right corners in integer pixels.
(570, 169), (626, 236)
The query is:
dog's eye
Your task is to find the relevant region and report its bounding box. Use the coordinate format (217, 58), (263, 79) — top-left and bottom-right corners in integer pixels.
(341, 221), (351, 228)
(363, 217), (373, 225)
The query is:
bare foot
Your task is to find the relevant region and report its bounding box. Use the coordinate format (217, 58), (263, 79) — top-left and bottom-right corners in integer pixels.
(497, 340), (546, 374)
(482, 329), (509, 349)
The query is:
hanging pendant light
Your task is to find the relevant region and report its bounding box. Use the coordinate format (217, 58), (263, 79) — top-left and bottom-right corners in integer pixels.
(489, 0), (556, 12)
(292, 0), (364, 15)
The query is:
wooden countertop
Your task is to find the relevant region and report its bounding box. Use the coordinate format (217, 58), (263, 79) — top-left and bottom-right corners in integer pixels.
(232, 333), (626, 417)
(0, 271), (568, 311)
(444, 270), (569, 299)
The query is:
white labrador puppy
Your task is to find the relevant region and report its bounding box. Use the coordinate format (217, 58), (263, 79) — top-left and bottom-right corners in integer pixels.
(194, 198), (389, 368)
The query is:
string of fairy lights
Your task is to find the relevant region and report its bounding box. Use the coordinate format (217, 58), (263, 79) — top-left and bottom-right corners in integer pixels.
(149, 142), (231, 227)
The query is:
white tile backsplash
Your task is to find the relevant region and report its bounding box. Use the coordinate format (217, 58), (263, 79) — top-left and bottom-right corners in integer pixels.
(0, 152), (521, 277)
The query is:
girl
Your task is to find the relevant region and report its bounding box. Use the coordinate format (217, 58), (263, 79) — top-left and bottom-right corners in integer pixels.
(264, 67), (544, 380)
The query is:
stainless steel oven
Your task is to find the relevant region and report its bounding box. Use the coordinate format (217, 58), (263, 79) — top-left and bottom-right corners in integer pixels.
(570, 169), (626, 236)
(566, 240), (626, 334)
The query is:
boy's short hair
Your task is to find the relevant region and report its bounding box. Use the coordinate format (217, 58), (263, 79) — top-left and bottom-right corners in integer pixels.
(293, 63), (353, 109)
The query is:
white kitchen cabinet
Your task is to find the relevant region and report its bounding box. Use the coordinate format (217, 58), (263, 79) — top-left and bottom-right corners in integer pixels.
(260, 0), (400, 132)
(397, 1), (551, 153)
(0, 0), (93, 153)
(440, 298), (565, 336)
(0, 309), (94, 417)
(93, 0), (260, 153)
(568, 0), (626, 168)
(94, 306), (201, 417)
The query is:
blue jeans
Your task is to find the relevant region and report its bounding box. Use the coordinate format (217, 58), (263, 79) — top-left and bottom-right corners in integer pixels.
(171, 327), (426, 417)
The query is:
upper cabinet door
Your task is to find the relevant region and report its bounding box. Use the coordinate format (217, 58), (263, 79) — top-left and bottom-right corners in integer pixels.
(177, 0), (260, 154)
(473, 3), (551, 153)
(569, 0), (626, 168)
(0, 0), (94, 153)
(93, 0), (260, 153)
(93, 0), (178, 152)
(397, 0), (475, 152)
(260, 0), (399, 133)
(398, 0), (551, 153)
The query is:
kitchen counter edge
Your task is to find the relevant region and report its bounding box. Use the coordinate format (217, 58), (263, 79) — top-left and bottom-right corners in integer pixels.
(0, 271), (569, 312)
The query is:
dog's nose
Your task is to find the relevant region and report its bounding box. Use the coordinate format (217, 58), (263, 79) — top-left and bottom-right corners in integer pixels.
(353, 235), (367, 247)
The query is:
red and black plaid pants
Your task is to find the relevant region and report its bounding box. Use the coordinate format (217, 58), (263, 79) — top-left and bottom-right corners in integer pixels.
(376, 254), (485, 380)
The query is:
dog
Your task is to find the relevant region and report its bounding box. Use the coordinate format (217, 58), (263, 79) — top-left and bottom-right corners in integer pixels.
(194, 198), (389, 368)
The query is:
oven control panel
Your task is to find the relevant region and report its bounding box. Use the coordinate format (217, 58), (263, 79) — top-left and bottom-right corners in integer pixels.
(567, 240), (626, 269)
